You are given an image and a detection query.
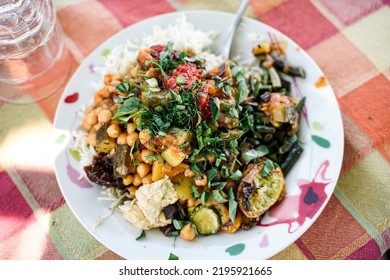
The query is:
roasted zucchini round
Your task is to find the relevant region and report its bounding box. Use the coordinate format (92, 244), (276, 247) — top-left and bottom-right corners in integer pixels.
(190, 205), (221, 235)
(237, 158), (285, 218)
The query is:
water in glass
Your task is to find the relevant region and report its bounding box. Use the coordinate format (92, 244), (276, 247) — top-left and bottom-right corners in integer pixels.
(0, 0), (70, 104)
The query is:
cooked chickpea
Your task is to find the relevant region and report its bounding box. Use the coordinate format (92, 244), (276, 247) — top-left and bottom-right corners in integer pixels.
(98, 109), (112, 123)
(141, 149), (155, 164)
(111, 79), (121, 86)
(132, 174), (142, 186)
(94, 94), (103, 105)
(94, 107), (102, 116)
(104, 73), (113, 85)
(194, 174), (207, 187)
(93, 123), (102, 131)
(101, 87), (112, 98)
(187, 197), (196, 208)
(87, 132), (97, 147)
(180, 223), (197, 241)
(138, 129), (151, 146)
(133, 151), (143, 163)
(82, 119), (92, 132)
(107, 85), (116, 93)
(107, 123), (121, 138)
(137, 163), (151, 178)
(123, 174), (134, 186)
(128, 163), (137, 173)
(85, 111), (97, 126)
(141, 173), (153, 185)
(117, 132), (128, 145)
(127, 123), (137, 134)
(126, 132), (139, 147)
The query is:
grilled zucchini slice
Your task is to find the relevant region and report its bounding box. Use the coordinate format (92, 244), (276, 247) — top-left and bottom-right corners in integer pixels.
(237, 158), (285, 218)
(190, 205), (221, 235)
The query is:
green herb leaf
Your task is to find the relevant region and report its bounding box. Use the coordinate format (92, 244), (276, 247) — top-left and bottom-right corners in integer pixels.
(179, 142), (189, 149)
(201, 191), (210, 204)
(212, 181), (227, 190)
(212, 190), (228, 203)
(113, 95), (124, 103)
(168, 253), (179, 260)
(242, 145), (269, 162)
(113, 97), (140, 119)
(228, 188), (238, 224)
(116, 82), (130, 93)
(210, 97), (220, 124)
(230, 61), (248, 104)
(190, 164), (202, 174)
(262, 159), (278, 178)
(173, 219), (186, 230)
(145, 155), (159, 161)
(121, 77), (148, 91)
(191, 185), (201, 199)
(296, 96), (306, 112)
(206, 168), (218, 187)
(229, 170), (243, 181)
(136, 230), (146, 240)
(221, 165), (230, 178)
(145, 78), (159, 88)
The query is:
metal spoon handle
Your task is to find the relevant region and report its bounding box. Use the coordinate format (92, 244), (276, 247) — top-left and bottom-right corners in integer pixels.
(216, 0), (250, 60)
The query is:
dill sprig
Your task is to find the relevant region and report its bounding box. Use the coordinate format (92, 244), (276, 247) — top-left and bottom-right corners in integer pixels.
(137, 89), (201, 137)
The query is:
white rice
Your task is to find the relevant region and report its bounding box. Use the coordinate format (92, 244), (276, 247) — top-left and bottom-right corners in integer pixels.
(102, 15), (224, 77)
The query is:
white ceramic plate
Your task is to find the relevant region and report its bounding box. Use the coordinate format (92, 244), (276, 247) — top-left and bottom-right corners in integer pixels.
(53, 11), (344, 260)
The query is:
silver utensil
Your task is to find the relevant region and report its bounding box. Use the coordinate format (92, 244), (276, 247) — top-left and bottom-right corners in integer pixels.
(213, 0), (250, 60)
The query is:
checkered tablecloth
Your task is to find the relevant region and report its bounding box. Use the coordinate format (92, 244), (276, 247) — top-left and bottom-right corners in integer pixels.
(0, 0), (389, 260)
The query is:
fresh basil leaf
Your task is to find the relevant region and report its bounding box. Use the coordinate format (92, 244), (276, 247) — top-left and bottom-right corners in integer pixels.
(116, 82), (130, 93)
(228, 188), (238, 224)
(206, 168), (218, 187)
(168, 231), (179, 237)
(229, 170), (243, 181)
(242, 145), (269, 162)
(169, 89), (182, 103)
(262, 159), (278, 178)
(160, 41), (173, 61)
(113, 95), (124, 103)
(168, 253), (179, 260)
(211, 181), (227, 190)
(220, 165), (230, 178)
(228, 107), (239, 118)
(191, 185), (201, 199)
(173, 219), (186, 230)
(135, 230), (146, 240)
(230, 61), (248, 104)
(190, 164), (202, 174)
(210, 97), (220, 124)
(212, 190), (228, 203)
(179, 142), (189, 148)
(113, 97), (140, 119)
(201, 191), (210, 204)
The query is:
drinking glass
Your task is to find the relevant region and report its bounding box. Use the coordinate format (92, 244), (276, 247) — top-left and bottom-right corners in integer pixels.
(0, 0), (71, 104)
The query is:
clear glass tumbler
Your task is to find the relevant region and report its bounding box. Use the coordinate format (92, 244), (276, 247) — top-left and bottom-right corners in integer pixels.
(0, 0), (71, 104)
